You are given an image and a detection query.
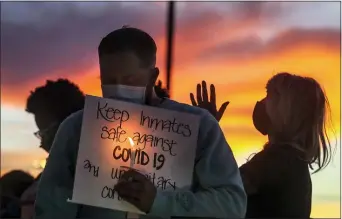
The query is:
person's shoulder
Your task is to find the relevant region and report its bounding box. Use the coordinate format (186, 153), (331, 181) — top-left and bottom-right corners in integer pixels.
(20, 181), (38, 201)
(162, 99), (216, 122)
(252, 144), (307, 173)
(264, 144), (305, 161)
(51, 110), (84, 157)
(252, 145), (286, 161)
(243, 145), (285, 167)
(59, 109), (84, 131)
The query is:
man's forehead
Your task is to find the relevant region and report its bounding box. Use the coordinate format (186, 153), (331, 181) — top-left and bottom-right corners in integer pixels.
(100, 52), (141, 65)
(99, 51), (151, 82)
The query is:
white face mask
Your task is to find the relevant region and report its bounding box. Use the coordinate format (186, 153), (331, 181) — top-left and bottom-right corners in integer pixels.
(101, 84), (146, 104)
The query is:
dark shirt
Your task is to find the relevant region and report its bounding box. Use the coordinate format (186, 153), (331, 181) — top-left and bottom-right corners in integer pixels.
(35, 173), (42, 182)
(240, 144), (312, 218)
(1, 196), (21, 218)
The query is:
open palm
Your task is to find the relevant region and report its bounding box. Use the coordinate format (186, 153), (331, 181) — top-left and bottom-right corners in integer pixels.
(190, 81), (229, 122)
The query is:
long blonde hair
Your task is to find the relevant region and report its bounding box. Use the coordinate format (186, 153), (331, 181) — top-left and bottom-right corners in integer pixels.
(265, 72), (334, 173)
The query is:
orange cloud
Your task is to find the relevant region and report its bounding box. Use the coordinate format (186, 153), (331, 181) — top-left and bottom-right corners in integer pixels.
(197, 28), (340, 66)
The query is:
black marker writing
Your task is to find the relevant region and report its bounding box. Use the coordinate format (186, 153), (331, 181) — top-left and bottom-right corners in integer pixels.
(145, 172), (176, 190)
(132, 132), (177, 156)
(111, 167), (126, 180)
(134, 149), (150, 166)
(112, 147), (165, 170)
(140, 111), (192, 137)
(109, 167), (176, 191)
(112, 145), (137, 163)
(96, 102), (129, 128)
(101, 125), (127, 143)
(83, 159), (99, 177)
(101, 184), (122, 201)
(152, 152), (165, 170)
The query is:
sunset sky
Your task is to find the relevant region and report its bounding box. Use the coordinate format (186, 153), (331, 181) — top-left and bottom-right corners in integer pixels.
(1, 2), (341, 218)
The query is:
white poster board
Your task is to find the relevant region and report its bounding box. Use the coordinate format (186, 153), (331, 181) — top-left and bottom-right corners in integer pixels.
(69, 95), (200, 214)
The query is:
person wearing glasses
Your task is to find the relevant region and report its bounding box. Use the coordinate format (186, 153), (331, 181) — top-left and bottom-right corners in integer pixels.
(26, 79), (86, 154)
(21, 76), (168, 219)
(27, 77), (168, 156)
(20, 79), (85, 219)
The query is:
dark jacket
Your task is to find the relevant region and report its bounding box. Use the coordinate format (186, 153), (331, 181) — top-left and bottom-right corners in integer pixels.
(240, 144), (312, 218)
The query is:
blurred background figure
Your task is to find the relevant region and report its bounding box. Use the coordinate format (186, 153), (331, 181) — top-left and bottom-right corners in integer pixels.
(0, 170), (34, 218)
(20, 77), (168, 219)
(25, 79), (85, 154)
(20, 79), (85, 219)
(191, 73), (334, 218)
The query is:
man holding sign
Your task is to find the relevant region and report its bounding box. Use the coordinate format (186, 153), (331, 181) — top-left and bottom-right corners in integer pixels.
(35, 27), (246, 219)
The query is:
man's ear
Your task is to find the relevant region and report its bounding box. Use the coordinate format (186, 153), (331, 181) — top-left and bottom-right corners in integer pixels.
(145, 67), (160, 105)
(151, 67), (159, 85)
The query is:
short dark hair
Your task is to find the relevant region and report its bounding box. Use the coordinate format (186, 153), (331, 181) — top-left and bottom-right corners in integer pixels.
(98, 27), (157, 67)
(26, 79), (85, 122)
(0, 170), (34, 198)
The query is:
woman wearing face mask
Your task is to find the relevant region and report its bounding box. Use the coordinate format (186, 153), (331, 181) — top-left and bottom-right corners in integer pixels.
(190, 73), (334, 218)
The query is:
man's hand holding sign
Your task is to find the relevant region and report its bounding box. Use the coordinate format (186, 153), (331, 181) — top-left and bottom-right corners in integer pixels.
(116, 137), (156, 215)
(115, 169), (156, 213)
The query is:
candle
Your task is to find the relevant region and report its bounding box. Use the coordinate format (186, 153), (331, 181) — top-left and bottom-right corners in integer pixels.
(128, 137), (135, 168)
(126, 138), (141, 219)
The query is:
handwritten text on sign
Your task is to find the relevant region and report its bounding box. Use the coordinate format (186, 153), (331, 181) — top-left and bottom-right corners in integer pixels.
(69, 95), (200, 214)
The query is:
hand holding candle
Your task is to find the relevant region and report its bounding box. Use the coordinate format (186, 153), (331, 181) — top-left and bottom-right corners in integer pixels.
(128, 137), (135, 168)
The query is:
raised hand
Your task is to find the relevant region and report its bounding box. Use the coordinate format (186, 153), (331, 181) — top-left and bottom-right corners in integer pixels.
(190, 81), (229, 122)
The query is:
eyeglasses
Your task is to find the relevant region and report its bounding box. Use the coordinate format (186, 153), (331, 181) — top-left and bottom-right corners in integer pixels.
(34, 130), (43, 140)
(33, 122), (59, 140)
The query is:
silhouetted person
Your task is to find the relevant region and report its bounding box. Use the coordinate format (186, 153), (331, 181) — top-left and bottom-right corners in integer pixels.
(21, 79), (85, 219)
(26, 78), (167, 155)
(26, 79), (86, 153)
(35, 27), (246, 219)
(190, 73), (333, 218)
(22, 78), (167, 219)
(0, 170), (34, 218)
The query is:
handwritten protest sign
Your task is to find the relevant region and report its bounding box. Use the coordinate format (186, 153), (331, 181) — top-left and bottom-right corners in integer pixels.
(68, 95), (200, 214)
